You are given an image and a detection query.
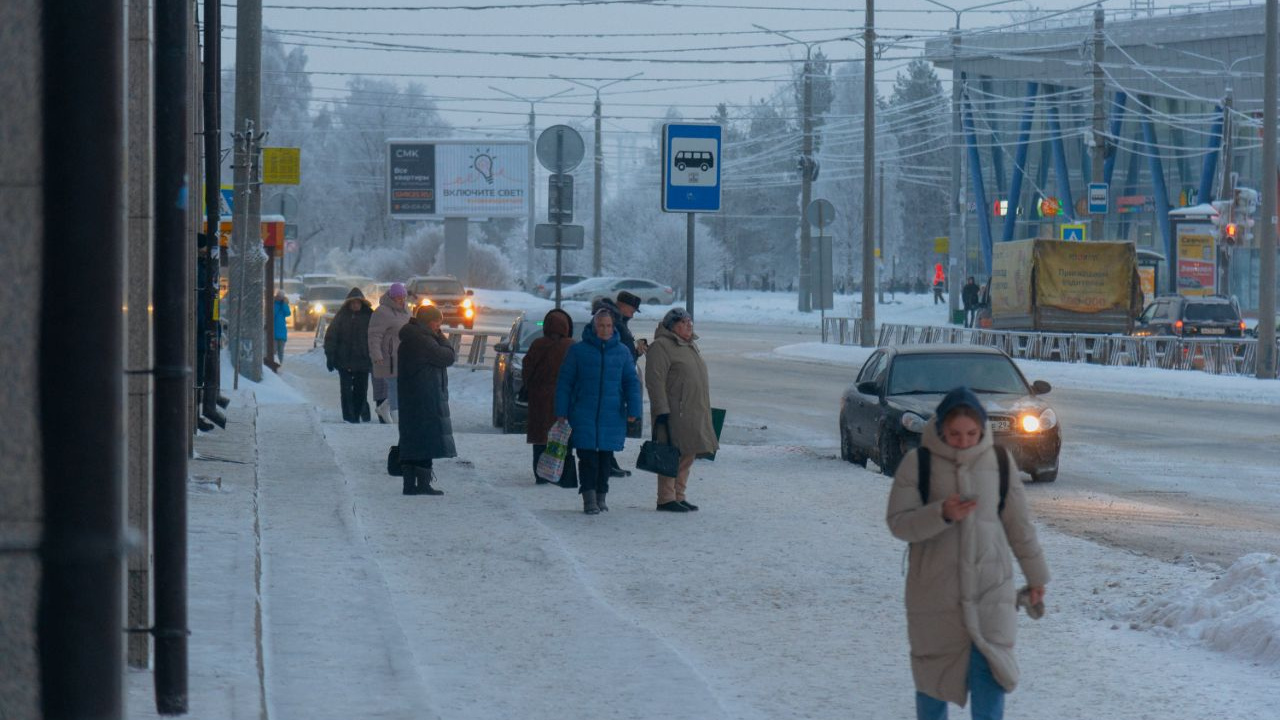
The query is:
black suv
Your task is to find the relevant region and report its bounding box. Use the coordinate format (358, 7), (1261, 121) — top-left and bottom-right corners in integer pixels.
(1134, 295), (1245, 338)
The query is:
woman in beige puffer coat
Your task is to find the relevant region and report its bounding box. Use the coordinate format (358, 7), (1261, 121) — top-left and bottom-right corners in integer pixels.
(644, 307), (718, 512)
(886, 386), (1049, 720)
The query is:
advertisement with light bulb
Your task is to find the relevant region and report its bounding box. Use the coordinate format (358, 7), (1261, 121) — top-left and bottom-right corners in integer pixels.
(387, 139), (530, 219)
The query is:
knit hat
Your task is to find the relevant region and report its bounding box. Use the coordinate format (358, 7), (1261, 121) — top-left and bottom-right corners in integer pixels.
(660, 307), (692, 330)
(388, 282), (407, 299)
(346, 287), (365, 300)
(616, 290), (643, 312)
(417, 304), (443, 323)
(933, 386), (988, 434)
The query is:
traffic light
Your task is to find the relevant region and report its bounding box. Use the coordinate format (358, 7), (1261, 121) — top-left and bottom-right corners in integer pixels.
(1211, 199), (1233, 244)
(1234, 187), (1258, 245)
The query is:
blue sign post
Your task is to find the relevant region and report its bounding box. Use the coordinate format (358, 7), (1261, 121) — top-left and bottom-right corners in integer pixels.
(662, 123), (722, 213)
(662, 123), (722, 316)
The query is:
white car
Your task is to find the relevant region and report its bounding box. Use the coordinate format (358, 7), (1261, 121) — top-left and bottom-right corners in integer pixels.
(560, 276), (675, 306)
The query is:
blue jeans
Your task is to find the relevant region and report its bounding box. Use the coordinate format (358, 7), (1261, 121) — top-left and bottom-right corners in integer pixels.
(915, 646), (1005, 720)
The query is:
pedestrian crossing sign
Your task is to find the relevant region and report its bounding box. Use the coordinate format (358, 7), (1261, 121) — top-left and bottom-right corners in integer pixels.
(1060, 223), (1086, 242)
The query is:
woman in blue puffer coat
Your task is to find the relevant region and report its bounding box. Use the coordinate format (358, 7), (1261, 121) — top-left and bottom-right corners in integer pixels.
(555, 309), (643, 515)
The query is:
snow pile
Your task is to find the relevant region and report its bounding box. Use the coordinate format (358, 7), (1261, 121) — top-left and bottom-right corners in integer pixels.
(219, 349), (307, 405)
(1122, 553), (1280, 667)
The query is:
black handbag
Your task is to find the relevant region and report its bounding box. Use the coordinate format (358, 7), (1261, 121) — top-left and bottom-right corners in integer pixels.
(635, 440), (681, 477)
(387, 445), (402, 477)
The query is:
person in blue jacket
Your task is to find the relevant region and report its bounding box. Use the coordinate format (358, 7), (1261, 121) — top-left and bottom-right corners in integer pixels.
(555, 308), (643, 515)
(272, 289), (291, 365)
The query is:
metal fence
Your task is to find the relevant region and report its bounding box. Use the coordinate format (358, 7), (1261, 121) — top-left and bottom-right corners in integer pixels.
(313, 319), (506, 370)
(822, 317), (1280, 378)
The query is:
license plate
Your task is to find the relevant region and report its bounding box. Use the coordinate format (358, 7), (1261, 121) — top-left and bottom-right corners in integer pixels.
(1201, 328), (1225, 335)
(990, 419), (1011, 432)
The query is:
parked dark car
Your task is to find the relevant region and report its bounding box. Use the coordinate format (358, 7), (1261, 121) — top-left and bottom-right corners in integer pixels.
(1134, 295), (1245, 338)
(491, 309), (593, 434)
(839, 345), (1061, 482)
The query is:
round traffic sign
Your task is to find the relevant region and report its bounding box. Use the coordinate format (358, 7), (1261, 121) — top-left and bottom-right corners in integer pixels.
(805, 198), (836, 229)
(536, 125), (585, 173)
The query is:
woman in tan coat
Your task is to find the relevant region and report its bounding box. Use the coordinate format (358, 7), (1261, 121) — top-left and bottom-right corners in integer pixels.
(886, 386), (1049, 720)
(644, 307), (718, 512)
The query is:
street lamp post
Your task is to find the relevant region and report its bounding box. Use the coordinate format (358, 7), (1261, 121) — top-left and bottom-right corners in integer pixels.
(551, 72), (642, 276)
(489, 85), (573, 288)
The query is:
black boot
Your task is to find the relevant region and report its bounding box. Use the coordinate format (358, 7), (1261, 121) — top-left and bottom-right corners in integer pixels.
(656, 501), (689, 513)
(608, 457), (630, 478)
(402, 465), (415, 496)
(417, 466), (443, 496)
(582, 490), (600, 515)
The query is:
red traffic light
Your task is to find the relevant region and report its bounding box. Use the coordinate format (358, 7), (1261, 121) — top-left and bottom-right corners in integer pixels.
(1225, 223), (1239, 244)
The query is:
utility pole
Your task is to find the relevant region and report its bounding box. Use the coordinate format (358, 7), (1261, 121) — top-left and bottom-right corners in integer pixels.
(1090, 7), (1106, 243)
(231, 0), (263, 384)
(948, 29), (963, 320)
(878, 160), (885, 304)
(551, 73), (641, 276)
(1218, 91), (1235, 296)
(1258, 0), (1277, 379)
(861, 0), (877, 346)
(801, 49), (815, 312)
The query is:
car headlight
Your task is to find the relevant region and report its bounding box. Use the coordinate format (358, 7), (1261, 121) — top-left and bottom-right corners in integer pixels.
(1019, 408), (1057, 433)
(900, 412), (927, 433)
(462, 297), (473, 309)
(311, 302), (324, 314)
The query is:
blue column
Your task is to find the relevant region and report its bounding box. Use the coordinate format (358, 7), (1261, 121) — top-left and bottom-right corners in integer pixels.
(1118, 138), (1141, 241)
(1199, 104), (1223, 203)
(1004, 82), (1038, 243)
(982, 78), (1007, 196)
(1140, 99), (1173, 277)
(963, 92), (994, 273)
(1103, 92), (1128, 184)
(1033, 139), (1051, 239)
(1047, 101), (1077, 222)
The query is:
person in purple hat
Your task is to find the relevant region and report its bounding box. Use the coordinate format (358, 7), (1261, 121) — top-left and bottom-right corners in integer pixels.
(368, 282), (410, 423)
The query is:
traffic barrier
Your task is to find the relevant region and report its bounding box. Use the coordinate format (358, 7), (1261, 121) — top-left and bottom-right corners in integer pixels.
(827, 321), (1279, 378)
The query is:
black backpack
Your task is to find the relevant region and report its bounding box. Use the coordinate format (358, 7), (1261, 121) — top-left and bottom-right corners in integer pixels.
(916, 447), (1011, 514)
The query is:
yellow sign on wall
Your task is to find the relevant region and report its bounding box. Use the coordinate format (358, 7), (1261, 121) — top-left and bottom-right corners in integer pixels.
(262, 147), (301, 185)
(933, 236), (949, 254)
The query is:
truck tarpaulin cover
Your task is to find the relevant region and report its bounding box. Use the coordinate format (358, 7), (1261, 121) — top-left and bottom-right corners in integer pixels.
(991, 240), (1035, 318)
(1034, 240), (1135, 313)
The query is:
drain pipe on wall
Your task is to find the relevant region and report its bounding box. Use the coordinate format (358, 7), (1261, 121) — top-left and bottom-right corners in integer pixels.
(39, 3), (126, 718)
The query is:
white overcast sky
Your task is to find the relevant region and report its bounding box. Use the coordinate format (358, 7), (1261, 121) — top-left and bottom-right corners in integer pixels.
(217, 0), (1187, 140)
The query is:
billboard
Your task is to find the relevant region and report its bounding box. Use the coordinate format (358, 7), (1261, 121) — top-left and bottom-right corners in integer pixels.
(1175, 223), (1216, 297)
(387, 139), (530, 219)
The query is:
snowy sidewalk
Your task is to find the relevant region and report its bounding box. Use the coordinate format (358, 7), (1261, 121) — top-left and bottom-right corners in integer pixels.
(127, 347), (1280, 720)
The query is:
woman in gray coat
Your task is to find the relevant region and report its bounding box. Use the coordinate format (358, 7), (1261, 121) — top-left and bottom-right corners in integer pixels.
(644, 307), (718, 512)
(886, 386), (1049, 720)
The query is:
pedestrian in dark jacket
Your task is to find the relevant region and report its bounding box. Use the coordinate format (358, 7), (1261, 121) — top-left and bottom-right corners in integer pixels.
(323, 287), (374, 423)
(396, 305), (457, 496)
(555, 309), (643, 514)
(962, 277), (980, 328)
(523, 308), (577, 486)
(272, 290), (291, 365)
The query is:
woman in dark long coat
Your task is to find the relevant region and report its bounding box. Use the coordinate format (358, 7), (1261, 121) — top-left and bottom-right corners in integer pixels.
(396, 305), (456, 496)
(522, 308), (577, 485)
(323, 287), (374, 423)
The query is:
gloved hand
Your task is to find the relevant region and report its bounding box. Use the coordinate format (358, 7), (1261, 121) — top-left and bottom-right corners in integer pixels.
(655, 413), (669, 425)
(326, 360), (335, 372)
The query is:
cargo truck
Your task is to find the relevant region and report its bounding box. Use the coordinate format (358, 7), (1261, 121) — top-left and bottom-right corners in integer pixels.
(988, 239), (1144, 334)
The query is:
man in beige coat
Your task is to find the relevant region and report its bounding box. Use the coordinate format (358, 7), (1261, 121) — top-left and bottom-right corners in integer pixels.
(644, 307), (718, 512)
(887, 386), (1049, 720)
